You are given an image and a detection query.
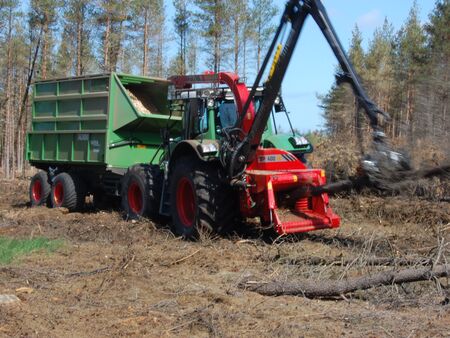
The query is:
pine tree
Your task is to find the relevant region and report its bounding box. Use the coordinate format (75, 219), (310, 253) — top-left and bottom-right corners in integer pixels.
(227, 0), (249, 74)
(250, 0), (277, 72)
(418, 0), (450, 148)
(173, 0), (191, 75)
(97, 0), (129, 72)
(365, 19), (396, 137)
(194, 0), (229, 73)
(29, 0), (61, 79)
(55, 24), (74, 76)
(392, 2), (427, 139)
(62, 0), (95, 76)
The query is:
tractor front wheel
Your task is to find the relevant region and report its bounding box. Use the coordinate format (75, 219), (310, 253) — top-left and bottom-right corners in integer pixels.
(50, 172), (86, 211)
(29, 171), (51, 207)
(169, 159), (238, 239)
(121, 164), (162, 220)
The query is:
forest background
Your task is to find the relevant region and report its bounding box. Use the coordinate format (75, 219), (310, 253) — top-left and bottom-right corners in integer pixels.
(0, 0), (448, 179)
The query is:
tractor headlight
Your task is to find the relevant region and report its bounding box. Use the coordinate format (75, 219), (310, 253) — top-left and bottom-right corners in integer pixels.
(198, 143), (218, 155)
(290, 136), (309, 147)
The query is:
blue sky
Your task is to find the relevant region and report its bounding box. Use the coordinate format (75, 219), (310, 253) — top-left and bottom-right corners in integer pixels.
(167, 0), (436, 133)
(279, 0), (436, 132)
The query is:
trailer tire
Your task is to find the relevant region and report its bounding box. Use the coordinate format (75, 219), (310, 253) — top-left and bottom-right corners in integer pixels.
(121, 164), (162, 220)
(29, 171), (51, 207)
(51, 172), (86, 211)
(170, 159), (238, 239)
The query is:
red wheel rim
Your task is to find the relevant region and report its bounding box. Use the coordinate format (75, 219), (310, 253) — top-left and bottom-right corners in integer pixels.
(176, 177), (195, 227)
(54, 181), (64, 206)
(32, 180), (42, 202)
(128, 181), (143, 214)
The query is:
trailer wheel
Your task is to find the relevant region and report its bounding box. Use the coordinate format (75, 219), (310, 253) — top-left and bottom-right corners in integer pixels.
(121, 164), (162, 220)
(29, 171), (51, 207)
(50, 172), (86, 211)
(170, 159), (238, 239)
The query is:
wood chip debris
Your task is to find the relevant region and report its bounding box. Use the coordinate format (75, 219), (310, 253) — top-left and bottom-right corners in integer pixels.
(126, 89), (159, 115)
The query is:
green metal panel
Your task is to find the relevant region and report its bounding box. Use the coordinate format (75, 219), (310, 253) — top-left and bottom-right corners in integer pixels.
(33, 122), (55, 131)
(44, 134), (58, 160)
(73, 133), (89, 161)
(81, 120), (106, 130)
(59, 99), (81, 116)
(89, 135), (105, 162)
(35, 101), (56, 117)
(59, 80), (82, 95)
(35, 83), (57, 96)
(28, 134), (43, 160)
(59, 134), (72, 160)
(83, 97), (108, 115)
(84, 78), (108, 93)
(57, 121), (79, 131)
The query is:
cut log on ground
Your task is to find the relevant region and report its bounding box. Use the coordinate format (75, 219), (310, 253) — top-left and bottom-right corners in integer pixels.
(282, 256), (433, 267)
(240, 264), (449, 298)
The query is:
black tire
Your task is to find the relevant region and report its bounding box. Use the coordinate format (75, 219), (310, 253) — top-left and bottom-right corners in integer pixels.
(169, 158), (239, 239)
(50, 172), (86, 211)
(29, 171), (51, 207)
(121, 164), (162, 220)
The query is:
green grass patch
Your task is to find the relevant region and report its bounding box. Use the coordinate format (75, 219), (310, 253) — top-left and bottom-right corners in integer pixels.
(0, 237), (63, 264)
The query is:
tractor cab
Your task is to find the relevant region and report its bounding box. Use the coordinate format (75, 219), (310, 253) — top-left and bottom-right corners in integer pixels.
(168, 84), (312, 160)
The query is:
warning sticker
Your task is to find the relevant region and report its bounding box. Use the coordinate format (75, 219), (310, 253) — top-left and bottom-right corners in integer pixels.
(258, 153), (296, 163)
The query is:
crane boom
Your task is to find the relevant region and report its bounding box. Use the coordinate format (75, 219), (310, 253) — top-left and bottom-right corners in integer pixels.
(224, 0), (391, 179)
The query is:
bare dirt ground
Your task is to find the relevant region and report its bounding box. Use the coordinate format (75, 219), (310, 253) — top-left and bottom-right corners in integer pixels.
(0, 179), (449, 337)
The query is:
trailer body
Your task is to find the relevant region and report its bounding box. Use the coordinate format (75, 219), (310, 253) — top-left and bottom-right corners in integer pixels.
(27, 72), (181, 195)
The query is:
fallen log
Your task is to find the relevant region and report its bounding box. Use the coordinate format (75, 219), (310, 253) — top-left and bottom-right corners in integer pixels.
(282, 256), (433, 267)
(240, 264), (449, 298)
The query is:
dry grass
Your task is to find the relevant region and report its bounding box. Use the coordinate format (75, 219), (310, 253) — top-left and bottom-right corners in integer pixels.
(0, 179), (449, 337)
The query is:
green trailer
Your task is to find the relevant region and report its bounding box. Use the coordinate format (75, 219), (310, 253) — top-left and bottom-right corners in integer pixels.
(27, 72), (182, 210)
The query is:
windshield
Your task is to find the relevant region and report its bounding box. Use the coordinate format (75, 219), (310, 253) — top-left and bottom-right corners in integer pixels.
(218, 101), (237, 129)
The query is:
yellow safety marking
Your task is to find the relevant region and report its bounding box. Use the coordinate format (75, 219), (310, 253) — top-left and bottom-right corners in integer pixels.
(293, 175), (298, 182)
(267, 181), (273, 190)
(268, 43), (283, 80)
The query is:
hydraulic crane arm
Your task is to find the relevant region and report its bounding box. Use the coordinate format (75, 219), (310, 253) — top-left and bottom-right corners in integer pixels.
(225, 0), (389, 179)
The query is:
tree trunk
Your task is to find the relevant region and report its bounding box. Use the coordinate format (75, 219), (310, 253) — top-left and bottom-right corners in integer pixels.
(41, 22), (49, 79)
(240, 264), (450, 298)
(76, 5), (85, 76)
(243, 33), (247, 81)
(2, 6), (14, 179)
(257, 24), (262, 72)
(233, 18), (239, 74)
(104, 15), (110, 72)
(142, 9), (149, 76)
(156, 27), (163, 77)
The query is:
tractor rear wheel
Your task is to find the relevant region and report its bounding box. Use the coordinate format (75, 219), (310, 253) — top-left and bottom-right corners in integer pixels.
(50, 172), (86, 211)
(29, 171), (51, 207)
(169, 159), (238, 239)
(121, 164), (162, 220)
